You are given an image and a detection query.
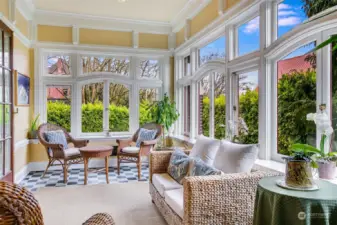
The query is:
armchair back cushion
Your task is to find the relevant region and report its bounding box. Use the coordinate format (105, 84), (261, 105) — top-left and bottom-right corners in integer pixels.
(213, 140), (259, 173)
(189, 135), (220, 166)
(135, 128), (157, 147)
(44, 130), (69, 150)
(167, 149), (191, 184)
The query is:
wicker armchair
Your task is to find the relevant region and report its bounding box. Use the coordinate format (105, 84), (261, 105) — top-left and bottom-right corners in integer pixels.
(37, 123), (89, 183)
(117, 123), (163, 179)
(149, 150), (283, 225)
(0, 181), (115, 225)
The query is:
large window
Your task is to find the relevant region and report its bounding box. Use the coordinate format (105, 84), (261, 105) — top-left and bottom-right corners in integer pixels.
(82, 56), (130, 75)
(238, 17), (260, 56)
(47, 55), (71, 75)
(138, 59), (160, 79)
(198, 75), (210, 136)
(139, 88), (159, 126)
(109, 83), (130, 132)
(332, 40), (337, 152)
(81, 82), (104, 133)
(199, 37), (226, 65)
(277, 43), (317, 155)
(277, 0), (307, 38)
(234, 71), (259, 144)
(183, 85), (191, 136)
(47, 86), (72, 132)
(214, 72), (226, 139)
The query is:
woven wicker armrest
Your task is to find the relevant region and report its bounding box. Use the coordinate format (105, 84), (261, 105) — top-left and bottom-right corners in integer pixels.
(71, 138), (89, 148)
(182, 170), (281, 225)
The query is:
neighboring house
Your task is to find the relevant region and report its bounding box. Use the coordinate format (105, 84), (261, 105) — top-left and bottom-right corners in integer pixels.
(277, 54), (314, 79)
(48, 58), (71, 101)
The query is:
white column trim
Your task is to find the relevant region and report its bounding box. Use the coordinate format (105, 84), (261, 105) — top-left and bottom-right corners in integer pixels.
(168, 33), (176, 51)
(9, 0), (16, 24)
(72, 26), (79, 45)
(133, 31), (139, 49)
(218, 0), (224, 15)
(185, 19), (191, 41)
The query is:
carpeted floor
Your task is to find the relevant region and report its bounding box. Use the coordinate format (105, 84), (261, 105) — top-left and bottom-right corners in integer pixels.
(34, 182), (167, 225)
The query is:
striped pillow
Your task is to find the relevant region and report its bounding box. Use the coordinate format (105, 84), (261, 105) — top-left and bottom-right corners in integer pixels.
(44, 130), (69, 150)
(136, 128), (157, 147)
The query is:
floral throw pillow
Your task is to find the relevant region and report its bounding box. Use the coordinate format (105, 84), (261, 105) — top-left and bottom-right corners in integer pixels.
(188, 158), (222, 177)
(167, 149), (191, 184)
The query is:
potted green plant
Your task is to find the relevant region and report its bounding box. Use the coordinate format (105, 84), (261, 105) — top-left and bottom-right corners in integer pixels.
(284, 144), (319, 188)
(154, 94), (179, 147)
(28, 114), (40, 139)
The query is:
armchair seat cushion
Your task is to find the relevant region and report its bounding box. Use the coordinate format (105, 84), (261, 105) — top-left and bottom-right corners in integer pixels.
(64, 148), (81, 158)
(121, 146), (140, 154)
(164, 188), (184, 219)
(152, 173), (182, 197)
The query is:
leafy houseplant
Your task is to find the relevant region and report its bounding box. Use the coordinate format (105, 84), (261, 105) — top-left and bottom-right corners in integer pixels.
(154, 94), (179, 147)
(28, 114), (40, 139)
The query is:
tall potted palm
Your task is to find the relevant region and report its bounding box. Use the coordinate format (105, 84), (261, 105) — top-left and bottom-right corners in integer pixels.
(154, 94), (179, 147)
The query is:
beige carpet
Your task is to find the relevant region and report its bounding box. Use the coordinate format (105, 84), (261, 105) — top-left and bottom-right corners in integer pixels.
(34, 182), (167, 225)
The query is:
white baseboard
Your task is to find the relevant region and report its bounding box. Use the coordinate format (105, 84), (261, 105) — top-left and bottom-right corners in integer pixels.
(14, 156), (149, 184)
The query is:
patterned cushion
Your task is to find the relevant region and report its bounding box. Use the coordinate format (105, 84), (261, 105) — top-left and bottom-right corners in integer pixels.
(44, 130), (69, 149)
(167, 149), (191, 184)
(136, 128), (157, 147)
(188, 158), (222, 176)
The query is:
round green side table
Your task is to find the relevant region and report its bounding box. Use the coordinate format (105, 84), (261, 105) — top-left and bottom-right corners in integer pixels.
(253, 176), (337, 225)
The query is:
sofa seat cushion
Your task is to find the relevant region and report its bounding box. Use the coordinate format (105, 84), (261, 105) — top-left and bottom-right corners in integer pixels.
(189, 135), (220, 166)
(152, 173), (182, 197)
(164, 188), (184, 219)
(64, 148), (80, 158)
(122, 146), (140, 154)
(213, 140), (259, 173)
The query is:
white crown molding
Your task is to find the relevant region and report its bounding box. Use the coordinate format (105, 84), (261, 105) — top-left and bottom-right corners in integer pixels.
(16, 0), (35, 20)
(34, 9), (172, 34)
(171, 0), (213, 33)
(0, 13), (32, 48)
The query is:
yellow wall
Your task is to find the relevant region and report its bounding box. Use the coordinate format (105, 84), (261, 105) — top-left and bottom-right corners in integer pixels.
(176, 27), (185, 47)
(15, 9), (29, 38)
(139, 33), (168, 49)
(80, 28), (132, 47)
(0, 0), (9, 19)
(13, 37), (32, 173)
(227, 0), (239, 9)
(38, 25), (73, 43)
(191, 0), (219, 37)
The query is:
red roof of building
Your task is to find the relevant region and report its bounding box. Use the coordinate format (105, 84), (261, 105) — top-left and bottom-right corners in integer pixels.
(277, 54), (314, 78)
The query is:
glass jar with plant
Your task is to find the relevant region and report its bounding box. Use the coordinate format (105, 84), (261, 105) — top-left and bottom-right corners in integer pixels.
(154, 94), (179, 147)
(28, 114), (40, 139)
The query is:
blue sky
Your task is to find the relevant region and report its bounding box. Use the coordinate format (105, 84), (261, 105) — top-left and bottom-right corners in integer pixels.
(200, 0), (308, 59)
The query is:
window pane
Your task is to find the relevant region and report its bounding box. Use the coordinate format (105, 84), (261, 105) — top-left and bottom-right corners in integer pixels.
(332, 40), (337, 152)
(199, 37), (225, 65)
(184, 56), (191, 76)
(277, 0), (307, 38)
(214, 72), (226, 139)
(238, 17), (260, 56)
(235, 71), (259, 144)
(198, 75), (210, 137)
(81, 83), (104, 133)
(184, 86), (191, 136)
(47, 56), (71, 75)
(0, 142), (3, 177)
(277, 42), (316, 155)
(4, 139), (10, 174)
(82, 56), (130, 75)
(138, 59), (159, 79)
(139, 88), (159, 126)
(4, 33), (10, 68)
(5, 105), (10, 138)
(109, 83), (129, 132)
(47, 86), (71, 132)
(4, 70), (10, 103)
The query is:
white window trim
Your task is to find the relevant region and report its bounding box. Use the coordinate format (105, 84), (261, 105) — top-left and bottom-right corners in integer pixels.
(35, 47), (168, 139)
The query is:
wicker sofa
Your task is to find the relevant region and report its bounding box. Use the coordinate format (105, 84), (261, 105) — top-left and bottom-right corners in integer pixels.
(149, 150), (281, 225)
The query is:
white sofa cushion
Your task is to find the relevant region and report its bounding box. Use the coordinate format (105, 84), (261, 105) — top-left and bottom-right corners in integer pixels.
(164, 188), (184, 219)
(189, 135), (220, 166)
(152, 173), (182, 197)
(213, 140), (259, 173)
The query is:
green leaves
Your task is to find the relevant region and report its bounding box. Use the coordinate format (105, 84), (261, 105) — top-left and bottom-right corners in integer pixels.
(30, 114), (40, 132)
(155, 94), (180, 132)
(291, 143), (321, 155)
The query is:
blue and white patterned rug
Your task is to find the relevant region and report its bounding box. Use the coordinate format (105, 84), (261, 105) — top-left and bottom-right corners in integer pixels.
(19, 165), (149, 192)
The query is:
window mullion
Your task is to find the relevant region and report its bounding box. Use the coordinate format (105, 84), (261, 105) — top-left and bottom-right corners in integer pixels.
(103, 80), (109, 135)
(210, 73), (215, 138)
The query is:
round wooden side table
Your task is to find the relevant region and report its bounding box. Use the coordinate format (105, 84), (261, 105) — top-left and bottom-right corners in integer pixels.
(79, 146), (113, 185)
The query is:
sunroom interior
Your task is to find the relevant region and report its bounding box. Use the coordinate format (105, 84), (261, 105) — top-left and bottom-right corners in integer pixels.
(1, 0), (337, 224)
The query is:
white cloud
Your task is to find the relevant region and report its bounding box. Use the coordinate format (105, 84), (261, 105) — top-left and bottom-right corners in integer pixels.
(243, 17), (260, 34)
(278, 3), (291, 10)
(278, 10), (297, 16)
(278, 16), (302, 26)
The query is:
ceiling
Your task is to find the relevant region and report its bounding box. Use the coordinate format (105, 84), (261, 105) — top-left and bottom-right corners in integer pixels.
(32, 0), (190, 23)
